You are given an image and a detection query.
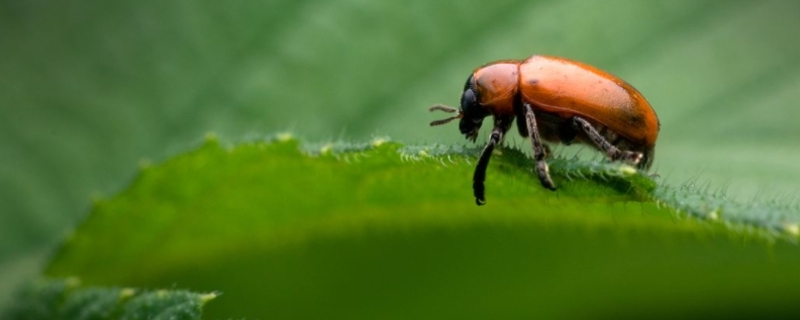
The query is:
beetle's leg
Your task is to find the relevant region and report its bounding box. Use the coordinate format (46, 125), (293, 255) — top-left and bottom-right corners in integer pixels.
(572, 116), (643, 165)
(473, 116), (512, 206)
(522, 103), (557, 191)
(542, 144), (552, 159)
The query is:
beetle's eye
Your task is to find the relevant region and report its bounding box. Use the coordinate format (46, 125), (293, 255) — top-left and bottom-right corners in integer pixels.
(461, 89), (477, 114)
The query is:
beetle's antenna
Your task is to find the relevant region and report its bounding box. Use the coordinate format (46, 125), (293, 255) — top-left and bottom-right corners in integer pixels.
(430, 116), (461, 126)
(429, 104), (458, 113)
(429, 104), (462, 126)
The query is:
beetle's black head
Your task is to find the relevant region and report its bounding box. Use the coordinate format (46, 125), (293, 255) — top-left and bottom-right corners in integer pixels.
(428, 74), (488, 142)
(458, 74), (488, 142)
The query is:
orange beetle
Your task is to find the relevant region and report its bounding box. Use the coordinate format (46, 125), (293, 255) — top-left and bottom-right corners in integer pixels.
(430, 55), (659, 205)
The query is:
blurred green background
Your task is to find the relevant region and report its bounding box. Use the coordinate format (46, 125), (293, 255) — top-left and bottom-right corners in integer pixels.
(2, 0), (800, 311)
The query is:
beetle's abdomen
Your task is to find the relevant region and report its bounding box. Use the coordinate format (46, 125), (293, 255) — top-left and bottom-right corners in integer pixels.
(519, 55), (658, 147)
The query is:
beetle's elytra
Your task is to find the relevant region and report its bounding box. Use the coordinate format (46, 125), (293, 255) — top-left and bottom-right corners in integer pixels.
(430, 55), (660, 205)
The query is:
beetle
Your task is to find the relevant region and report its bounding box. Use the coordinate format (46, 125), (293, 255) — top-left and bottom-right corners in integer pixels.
(429, 55), (659, 205)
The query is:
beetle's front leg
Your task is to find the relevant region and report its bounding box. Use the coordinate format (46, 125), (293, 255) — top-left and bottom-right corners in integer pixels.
(522, 103), (557, 191)
(472, 116), (513, 206)
(572, 116), (643, 165)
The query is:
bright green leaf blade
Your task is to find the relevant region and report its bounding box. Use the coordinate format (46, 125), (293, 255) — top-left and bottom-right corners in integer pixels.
(4, 278), (215, 320)
(45, 138), (800, 319)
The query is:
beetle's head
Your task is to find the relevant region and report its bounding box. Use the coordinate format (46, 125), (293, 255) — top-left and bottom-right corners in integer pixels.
(429, 74), (488, 142)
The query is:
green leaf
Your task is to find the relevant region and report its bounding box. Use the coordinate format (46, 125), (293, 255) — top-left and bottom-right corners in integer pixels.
(44, 137), (800, 319)
(4, 278), (215, 320)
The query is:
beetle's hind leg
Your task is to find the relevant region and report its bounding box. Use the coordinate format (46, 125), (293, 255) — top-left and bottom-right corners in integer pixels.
(572, 116), (643, 166)
(521, 103), (557, 191)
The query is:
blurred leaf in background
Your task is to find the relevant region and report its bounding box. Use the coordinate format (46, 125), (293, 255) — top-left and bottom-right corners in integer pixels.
(2, 0), (800, 311)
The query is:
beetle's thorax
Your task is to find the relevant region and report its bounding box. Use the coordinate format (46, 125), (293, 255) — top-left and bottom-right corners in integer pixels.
(472, 61), (520, 116)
